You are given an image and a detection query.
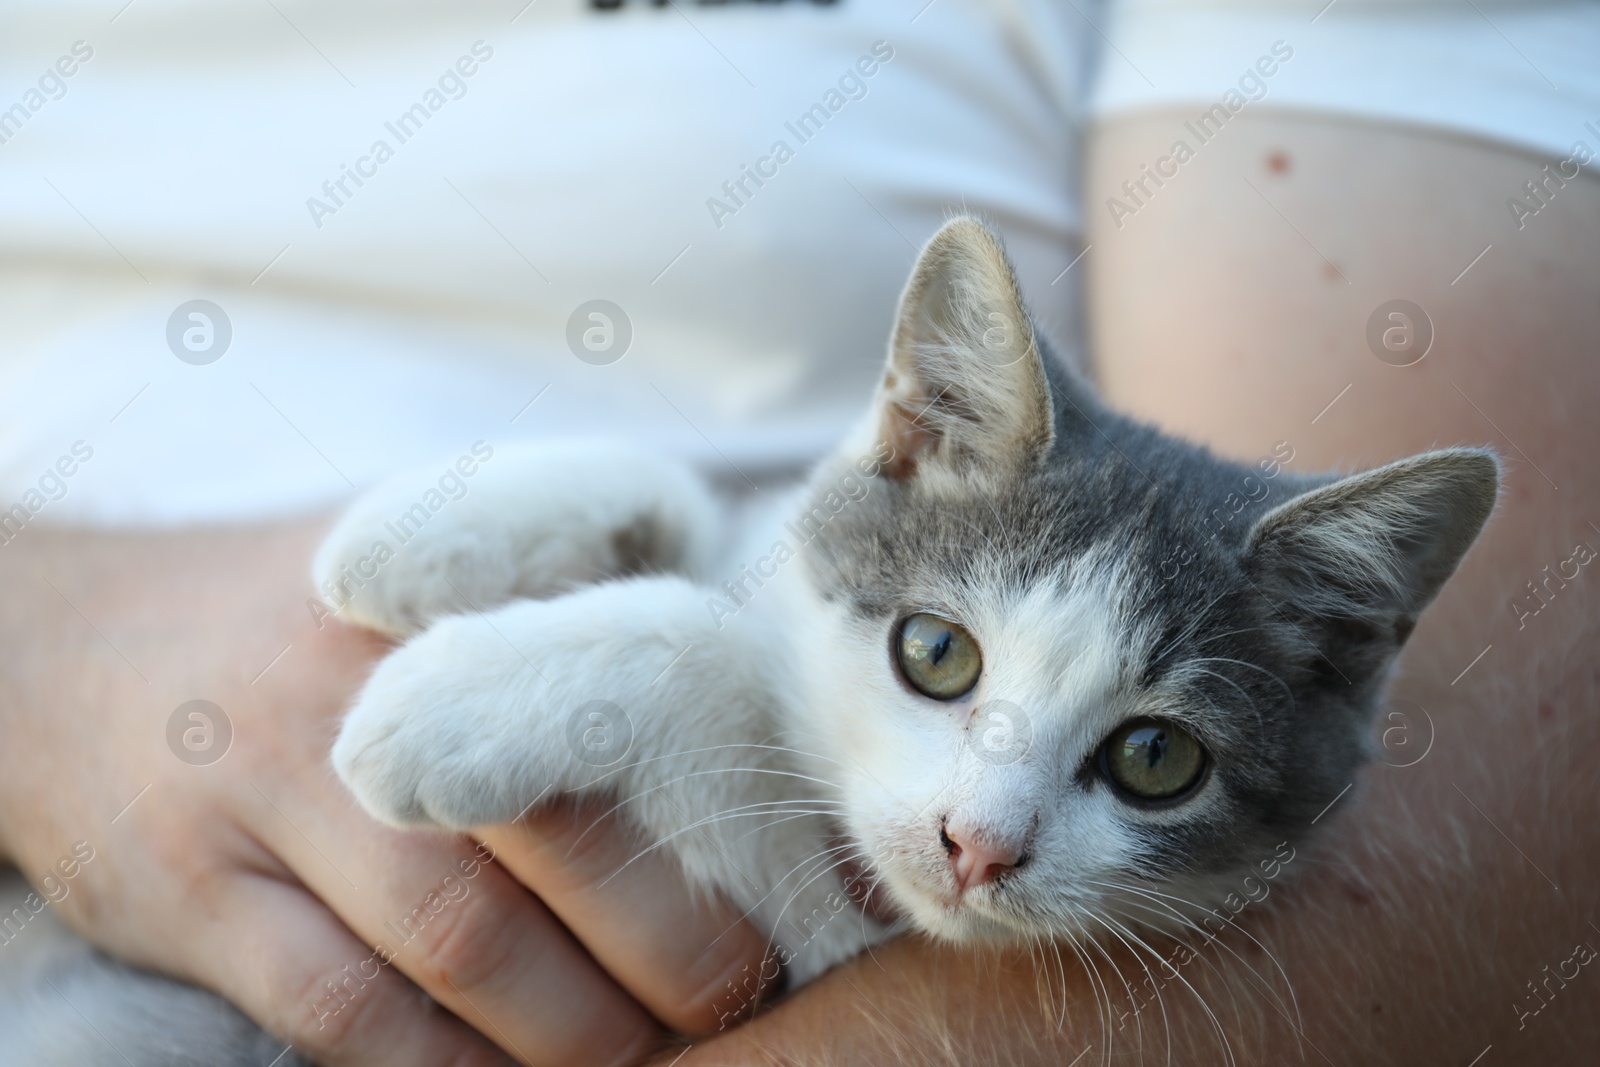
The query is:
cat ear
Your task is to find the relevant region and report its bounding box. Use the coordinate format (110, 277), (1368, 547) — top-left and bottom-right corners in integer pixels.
(1243, 448), (1499, 673)
(875, 217), (1053, 480)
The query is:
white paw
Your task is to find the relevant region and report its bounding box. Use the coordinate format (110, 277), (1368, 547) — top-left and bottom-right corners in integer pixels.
(332, 612), (559, 830)
(312, 440), (719, 637)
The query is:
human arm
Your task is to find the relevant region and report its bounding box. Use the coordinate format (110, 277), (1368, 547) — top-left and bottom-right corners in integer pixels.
(650, 110), (1600, 1066)
(0, 518), (773, 1067)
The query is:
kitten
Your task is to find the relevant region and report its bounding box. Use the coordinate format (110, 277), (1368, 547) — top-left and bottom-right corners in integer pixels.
(0, 217), (1497, 1064)
(324, 217), (1498, 989)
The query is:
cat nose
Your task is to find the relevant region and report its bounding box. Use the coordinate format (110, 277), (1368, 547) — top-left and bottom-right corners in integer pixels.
(941, 821), (1029, 892)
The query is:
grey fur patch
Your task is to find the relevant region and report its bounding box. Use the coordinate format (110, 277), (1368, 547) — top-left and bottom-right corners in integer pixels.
(609, 511), (671, 576)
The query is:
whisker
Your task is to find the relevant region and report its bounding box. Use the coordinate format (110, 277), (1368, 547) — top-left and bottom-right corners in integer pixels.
(1097, 896), (1247, 1022)
(1101, 901), (1250, 1057)
(1054, 924), (1112, 1064)
(1090, 879), (1301, 1036)
(564, 765), (845, 857)
(569, 741), (847, 794)
(1044, 933), (1072, 1032)
(1087, 909), (1175, 1066)
(1146, 591), (1231, 669)
(1188, 654), (1295, 722)
(727, 808), (845, 847)
(708, 841), (863, 956)
(597, 799), (843, 885)
(1099, 877), (1301, 1026)
(1191, 654), (1292, 695)
(1087, 908), (1236, 1067)
(1185, 666), (1265, 735)
(756, 846), (872, 974)
(854, 872), (908, 967)
(1027, 933), (1063, 1034)
(1061, 912), (1143, 1063)
(1188, 625), (1272, 651)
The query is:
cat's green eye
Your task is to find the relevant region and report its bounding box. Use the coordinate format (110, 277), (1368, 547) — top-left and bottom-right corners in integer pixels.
(895, 613), (982, 700)
(1101, 719), (1207, 802)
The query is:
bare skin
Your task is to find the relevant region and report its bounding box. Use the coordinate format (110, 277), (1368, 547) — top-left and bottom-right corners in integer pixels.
(0, 522), (774, 1067)
(3, 111), (1597, 1066)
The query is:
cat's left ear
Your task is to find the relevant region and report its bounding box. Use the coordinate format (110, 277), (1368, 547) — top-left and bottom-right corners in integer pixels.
(875, 217), (1053, 480)
(1243, 448), (1499, 670)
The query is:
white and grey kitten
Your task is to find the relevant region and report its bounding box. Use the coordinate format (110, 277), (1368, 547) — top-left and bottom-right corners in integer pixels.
(0, 218), (1497, 1064)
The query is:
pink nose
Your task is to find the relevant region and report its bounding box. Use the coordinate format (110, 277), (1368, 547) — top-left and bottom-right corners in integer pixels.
(943, 824), (1024, 892)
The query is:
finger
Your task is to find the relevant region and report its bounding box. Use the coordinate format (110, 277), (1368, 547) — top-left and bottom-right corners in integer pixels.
(253, 788), (663, 1067)
(479, 800), (780, 1036)
(196, 873), (515, 1067)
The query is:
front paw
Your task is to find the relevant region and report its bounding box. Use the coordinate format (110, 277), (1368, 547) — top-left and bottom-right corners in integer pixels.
(332, 613), (553, 830)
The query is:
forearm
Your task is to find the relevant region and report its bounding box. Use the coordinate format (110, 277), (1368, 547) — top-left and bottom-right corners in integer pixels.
(668, 113), (1600, 1065)
(1073, 110), (1600, 1060)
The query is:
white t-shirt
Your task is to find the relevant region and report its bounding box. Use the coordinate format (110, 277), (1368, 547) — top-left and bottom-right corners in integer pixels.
(0, 0), (1093, 525)
(1092, 0), (1600, 163)
(7, 0), (1595, 528)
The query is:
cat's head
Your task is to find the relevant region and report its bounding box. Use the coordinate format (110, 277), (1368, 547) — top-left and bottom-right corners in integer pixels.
(795, 217), (1497, 943)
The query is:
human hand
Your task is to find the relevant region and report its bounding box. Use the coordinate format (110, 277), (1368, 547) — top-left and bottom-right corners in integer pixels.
(0, 519), (772, 1066)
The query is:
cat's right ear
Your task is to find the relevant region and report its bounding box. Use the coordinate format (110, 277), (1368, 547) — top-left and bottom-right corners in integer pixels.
(1242, 448), (1499, 678)
(874, 217), (1054, 482)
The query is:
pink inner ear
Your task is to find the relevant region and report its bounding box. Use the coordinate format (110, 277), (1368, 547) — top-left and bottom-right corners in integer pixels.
(874, 217), (1056, 479)
(878, 397), (936, 480)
